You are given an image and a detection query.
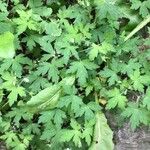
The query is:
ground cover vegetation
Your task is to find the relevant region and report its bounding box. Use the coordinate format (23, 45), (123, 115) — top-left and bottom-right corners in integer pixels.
(0, 0), (150, 149)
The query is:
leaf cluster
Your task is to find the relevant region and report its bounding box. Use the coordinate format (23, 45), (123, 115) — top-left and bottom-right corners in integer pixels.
(0, 0), (150, 150)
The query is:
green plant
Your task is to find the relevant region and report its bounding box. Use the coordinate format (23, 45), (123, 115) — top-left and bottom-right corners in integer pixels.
(0, 0), (150, 149)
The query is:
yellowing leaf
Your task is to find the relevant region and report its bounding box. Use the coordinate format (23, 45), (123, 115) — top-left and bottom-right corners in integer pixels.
(89, 112), (114, 150)
(99, 98), (107, 105)
(0, 32), (15, 58)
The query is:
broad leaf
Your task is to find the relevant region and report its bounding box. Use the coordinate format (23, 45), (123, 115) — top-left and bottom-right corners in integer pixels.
(27, 84), (61, 111)
(89, 112), (114, 150)
(0, 32), (15, 58)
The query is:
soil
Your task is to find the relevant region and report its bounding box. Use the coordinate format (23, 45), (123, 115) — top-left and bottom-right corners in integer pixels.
(0, 142), (6, 150)
(115, 122), (150, 150)
(105, 111), (150, 150)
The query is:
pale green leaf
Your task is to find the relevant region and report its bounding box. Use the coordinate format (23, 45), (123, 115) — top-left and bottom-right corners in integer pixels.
(0, 32), (15, 58)
(89, 112), (114, 150)
(27, 84), (61, 111)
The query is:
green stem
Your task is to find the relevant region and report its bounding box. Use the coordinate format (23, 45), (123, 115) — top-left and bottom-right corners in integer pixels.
(0, 101), (9, 111)
(95, 92), (99, 104)
(124, 15), (150, 41)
